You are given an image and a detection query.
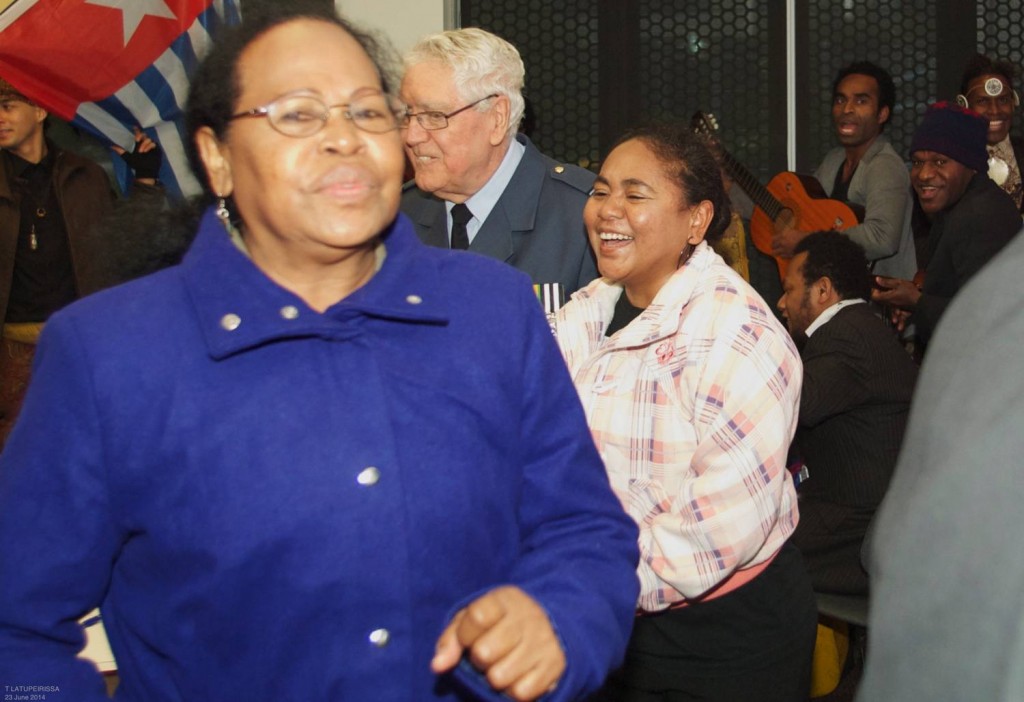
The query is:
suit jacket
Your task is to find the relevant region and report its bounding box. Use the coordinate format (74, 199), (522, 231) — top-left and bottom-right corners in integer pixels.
(790, 303), (917, 595)
(401, 134), (598, 295)
(815, 135), (917, 279)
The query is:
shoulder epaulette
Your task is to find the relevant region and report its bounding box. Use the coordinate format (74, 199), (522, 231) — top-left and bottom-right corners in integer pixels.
(550, 162), (596, 194)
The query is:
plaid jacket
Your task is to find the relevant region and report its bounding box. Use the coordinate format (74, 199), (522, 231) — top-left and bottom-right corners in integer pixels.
(555, 242), (802, 611)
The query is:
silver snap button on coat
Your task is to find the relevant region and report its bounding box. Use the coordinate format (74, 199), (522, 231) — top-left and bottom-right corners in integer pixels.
(368, 628), (390, 647)
(406, 294), (423, 305)
(220, 313), (241, 331)
(280, 305), (299, 320)
(357, 466), (380, 486)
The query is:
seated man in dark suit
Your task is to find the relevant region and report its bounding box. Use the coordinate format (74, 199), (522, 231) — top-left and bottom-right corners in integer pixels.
(778, 231), (918, 595)
(399, 28), (597, 301)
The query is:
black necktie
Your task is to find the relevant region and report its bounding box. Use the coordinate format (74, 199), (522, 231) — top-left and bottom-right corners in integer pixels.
(450, 203), (472, 250)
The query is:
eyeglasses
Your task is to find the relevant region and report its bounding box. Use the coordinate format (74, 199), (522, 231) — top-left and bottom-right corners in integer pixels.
(401, 94), (499, 131)
(229, 93), (403, 137)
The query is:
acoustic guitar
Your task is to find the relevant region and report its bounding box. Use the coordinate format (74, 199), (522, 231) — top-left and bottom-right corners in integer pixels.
(691, 111), (863, 280)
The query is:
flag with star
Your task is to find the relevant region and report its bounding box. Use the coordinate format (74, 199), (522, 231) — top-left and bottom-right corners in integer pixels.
(0, 0), (241, 198)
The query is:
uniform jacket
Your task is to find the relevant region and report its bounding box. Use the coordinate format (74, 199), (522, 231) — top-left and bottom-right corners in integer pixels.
(401, 134), (598, 295)
(0, 145), (113, 320)
(790, 303), (918, 594)
(815, 135), (917, 279)
(914, 172), (1021, 344)
(555, 242), (802, 611)
(0, 210), (640, 701)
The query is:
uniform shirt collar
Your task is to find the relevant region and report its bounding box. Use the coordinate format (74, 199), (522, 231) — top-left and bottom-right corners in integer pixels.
(446, 136), (525, 244)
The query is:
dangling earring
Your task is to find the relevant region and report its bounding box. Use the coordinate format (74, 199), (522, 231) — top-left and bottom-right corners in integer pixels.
(677, 243), (694, 269)
(215, 197), (230, 230)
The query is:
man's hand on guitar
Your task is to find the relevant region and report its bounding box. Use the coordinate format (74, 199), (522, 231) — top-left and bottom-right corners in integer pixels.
(771, 221), (806, 258)
(871, 276), (922, 311)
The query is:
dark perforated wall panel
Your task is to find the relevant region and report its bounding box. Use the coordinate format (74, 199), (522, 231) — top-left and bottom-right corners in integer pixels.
(464, 2), (601, 169)
(977, 2), (1024, 52)
(800, 2), (938, 172)
(636, 1), (783, 184)
(461, 1), (1021, 177)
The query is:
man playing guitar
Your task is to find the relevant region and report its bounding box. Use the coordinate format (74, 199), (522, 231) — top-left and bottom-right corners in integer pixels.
(773, 61), (917, 281)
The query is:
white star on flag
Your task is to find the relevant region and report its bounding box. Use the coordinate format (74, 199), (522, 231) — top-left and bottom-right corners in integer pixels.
(1, 0), (242, 198)
(84, 0), (177, 47)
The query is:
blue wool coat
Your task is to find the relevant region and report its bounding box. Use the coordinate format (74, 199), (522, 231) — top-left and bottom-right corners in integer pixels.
(0, 210), (639, 701)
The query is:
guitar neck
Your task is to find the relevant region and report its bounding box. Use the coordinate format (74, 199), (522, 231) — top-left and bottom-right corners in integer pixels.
(719, 151), (783, 220)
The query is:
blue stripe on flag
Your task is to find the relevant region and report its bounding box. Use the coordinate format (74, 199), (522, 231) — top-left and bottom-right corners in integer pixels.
(133, 65), (183, 124)
(68, 0), (241, 200)
(171, 22), (201, 76)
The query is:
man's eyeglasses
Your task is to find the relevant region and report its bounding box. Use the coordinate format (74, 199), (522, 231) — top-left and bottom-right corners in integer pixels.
(229, 93), (404, 137)
(401, 94), (499, 131)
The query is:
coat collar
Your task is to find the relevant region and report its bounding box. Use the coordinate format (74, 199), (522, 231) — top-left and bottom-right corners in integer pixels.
(182, 209), (449, 360)
(858, 133), (891, 166)
(493, 134), (546, 231)
(565, 241), (718, 353)
(0, 151), (16, 203)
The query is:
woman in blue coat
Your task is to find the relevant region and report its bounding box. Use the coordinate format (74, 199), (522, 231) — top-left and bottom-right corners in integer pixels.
(0, 6), (639, 701)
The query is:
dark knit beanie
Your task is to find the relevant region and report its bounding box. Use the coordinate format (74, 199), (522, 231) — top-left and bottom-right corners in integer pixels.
(909, 101), (989, 172)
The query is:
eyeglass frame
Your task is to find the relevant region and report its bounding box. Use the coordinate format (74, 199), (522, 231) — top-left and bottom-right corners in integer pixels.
(228, 91), (405, 137)
(401, 93), (500, 131)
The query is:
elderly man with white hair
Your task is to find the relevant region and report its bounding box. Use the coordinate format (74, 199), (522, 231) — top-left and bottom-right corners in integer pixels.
(400, 28), (597, 298)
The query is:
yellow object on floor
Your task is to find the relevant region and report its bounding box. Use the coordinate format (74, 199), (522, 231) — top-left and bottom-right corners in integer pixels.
(810, 619), (850, 697)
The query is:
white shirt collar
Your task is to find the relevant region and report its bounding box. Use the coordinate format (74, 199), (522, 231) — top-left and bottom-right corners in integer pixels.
(805, 298), (866, 338)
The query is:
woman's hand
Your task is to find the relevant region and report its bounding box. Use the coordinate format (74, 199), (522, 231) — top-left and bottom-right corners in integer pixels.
(432, 585), (566, 701)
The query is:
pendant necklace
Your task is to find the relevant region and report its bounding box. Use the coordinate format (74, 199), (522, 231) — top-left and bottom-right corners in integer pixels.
(18, 179), (50, 252)
(13, 149), (53, 251)
(29, 205), (46, 251)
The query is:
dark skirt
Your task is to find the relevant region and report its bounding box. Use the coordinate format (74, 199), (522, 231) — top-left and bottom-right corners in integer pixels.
(590, 541), (817, 702)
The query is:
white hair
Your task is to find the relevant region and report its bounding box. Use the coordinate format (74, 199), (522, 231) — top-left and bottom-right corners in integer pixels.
(405, 28), (525, 139)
